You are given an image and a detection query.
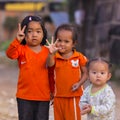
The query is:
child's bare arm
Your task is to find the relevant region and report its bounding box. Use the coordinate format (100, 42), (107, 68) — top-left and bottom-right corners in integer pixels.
(72, 66), (88, 91)
(78, 66), (88, 85)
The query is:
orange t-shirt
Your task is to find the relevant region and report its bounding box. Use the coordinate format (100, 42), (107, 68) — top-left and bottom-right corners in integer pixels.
(54, 51), (87, 97)
(6, 39), (50, 101)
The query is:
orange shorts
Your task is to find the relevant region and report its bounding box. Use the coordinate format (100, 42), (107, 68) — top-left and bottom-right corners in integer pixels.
(54, 97), (81, 120)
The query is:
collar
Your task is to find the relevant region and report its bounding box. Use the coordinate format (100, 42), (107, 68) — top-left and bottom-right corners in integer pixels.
(55, 50), (80, 59)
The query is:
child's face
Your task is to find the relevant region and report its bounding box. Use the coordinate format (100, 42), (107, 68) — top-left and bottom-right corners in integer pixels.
(25, 21), (43, 46)
(56, 30), (75, 54)
(88, 61), (111, 87)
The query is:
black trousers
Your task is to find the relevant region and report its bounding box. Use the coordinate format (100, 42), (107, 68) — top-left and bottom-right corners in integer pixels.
(17, 98), (50, 120)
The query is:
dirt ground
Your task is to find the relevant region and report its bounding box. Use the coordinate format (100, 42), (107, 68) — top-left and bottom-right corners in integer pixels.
(0, 62), (120, 120)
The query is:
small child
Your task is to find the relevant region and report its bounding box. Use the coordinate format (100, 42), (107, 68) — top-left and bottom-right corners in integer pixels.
(6, 15), (51, 120)
(79, 57), (116, 120)
(47, 24), (88, 120)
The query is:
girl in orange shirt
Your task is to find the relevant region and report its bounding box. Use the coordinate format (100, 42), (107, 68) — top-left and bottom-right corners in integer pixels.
(6, 15), (51, 120)
(47, 24), (88, 120)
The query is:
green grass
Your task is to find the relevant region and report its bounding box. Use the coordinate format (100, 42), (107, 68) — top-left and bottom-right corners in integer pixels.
(0, 40), (17, 66)
(0, 40), (11, 51)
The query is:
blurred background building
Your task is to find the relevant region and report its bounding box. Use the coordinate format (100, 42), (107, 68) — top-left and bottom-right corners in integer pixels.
(0, 1), (120, 119)
(0, 0), (120, 65)
(0, 0), (69, 40)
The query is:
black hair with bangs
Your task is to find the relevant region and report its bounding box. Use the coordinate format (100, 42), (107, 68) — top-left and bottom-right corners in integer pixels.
(20, 15), (47, 45)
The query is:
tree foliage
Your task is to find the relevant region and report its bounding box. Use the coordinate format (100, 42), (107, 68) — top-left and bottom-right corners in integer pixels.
(3, 16), (18, 38)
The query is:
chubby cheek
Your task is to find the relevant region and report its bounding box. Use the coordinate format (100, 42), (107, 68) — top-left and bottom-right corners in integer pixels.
(39, 34), (43, 40)
(89, 74), (96, 80)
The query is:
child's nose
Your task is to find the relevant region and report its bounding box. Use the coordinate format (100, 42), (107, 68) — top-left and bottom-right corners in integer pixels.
(32, 32), (37, 36)
(97, 73), (101, 77)
(60, 41), (65, 45)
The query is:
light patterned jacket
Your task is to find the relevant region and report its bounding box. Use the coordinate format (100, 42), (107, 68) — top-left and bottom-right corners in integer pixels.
(79, 84), (116, 120)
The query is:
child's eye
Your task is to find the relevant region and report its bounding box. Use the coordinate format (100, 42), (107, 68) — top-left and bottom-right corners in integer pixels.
(101, 72), (105, 75)
(37, 31), (41, 33)
(65, 40), (69, 43)
(92, 71), (96, 74)
(58, 39), (62, 42)
(28, 30), (32, 33)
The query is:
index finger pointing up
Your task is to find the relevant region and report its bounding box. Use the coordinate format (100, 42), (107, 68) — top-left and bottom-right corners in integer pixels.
(54, 38), (59, 45)
(21, 25), (26, 33)
(18, 23), (26, 33)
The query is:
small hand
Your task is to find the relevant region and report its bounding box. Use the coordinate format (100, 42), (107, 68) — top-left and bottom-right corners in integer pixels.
(16, 23), (26, 42)
(71, 82), (80, 91)
(81, 104), (92, 115)
(46, 37), (61, 54)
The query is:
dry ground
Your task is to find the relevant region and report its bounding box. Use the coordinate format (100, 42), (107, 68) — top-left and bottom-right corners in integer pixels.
(0, 62), (120, 120)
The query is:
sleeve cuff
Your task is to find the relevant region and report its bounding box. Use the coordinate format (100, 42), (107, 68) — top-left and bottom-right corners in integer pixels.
(91, 106), (95, 114)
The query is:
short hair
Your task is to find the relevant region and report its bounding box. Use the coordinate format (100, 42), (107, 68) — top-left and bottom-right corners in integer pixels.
(87, 57), (112, 70)
(54, 24), (78, 44)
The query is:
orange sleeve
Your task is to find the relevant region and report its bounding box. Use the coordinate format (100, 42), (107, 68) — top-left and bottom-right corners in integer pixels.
(6, 38), (22, 59)
(79, 53), (88, 66)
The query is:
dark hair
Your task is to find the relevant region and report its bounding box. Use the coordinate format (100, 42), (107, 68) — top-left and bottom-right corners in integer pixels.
(20, 15), (47, 45)
(87, 57), (112, 70)
(54, 24), (78, 44)
(43, 16), (53, 23)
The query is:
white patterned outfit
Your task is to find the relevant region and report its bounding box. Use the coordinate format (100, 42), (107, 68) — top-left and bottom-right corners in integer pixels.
(79, 84), (116, 120)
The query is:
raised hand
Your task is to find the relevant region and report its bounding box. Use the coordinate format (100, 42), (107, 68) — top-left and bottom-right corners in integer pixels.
(46, 37), (60, 54)
(16, 23), (26, 42)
